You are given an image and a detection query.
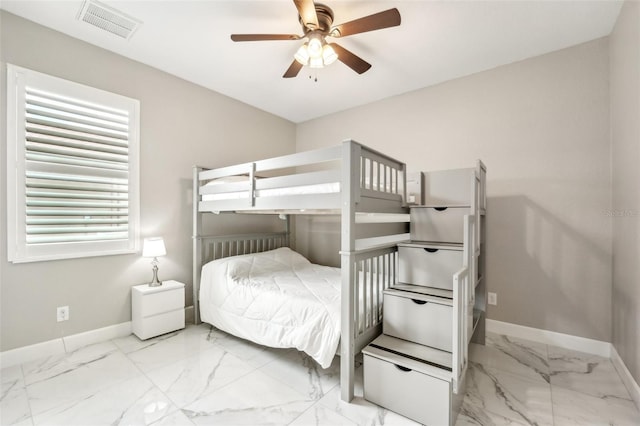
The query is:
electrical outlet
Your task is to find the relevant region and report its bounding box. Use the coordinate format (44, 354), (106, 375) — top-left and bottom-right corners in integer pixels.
(57, 306), (69, 322)
(488, 292), (497, 306)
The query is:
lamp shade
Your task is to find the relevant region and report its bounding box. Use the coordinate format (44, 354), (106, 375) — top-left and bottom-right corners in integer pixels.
(294, 43), (310, 65)
(322, 44), (338, 65)
(307, 37), (323, 59)
(293, 35), (338, 69)
(142, 237), (166, 258)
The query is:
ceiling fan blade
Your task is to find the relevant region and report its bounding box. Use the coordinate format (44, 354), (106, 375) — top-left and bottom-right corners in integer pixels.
(231, 34), (301, 42)
(330, 8), (401, 38)
(283, 60), (303, 78)
(330, 43), (371, 74)
(293, 0), (319, 30)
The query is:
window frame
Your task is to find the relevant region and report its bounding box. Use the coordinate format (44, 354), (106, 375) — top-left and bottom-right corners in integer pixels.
(6, 64), (140, 263)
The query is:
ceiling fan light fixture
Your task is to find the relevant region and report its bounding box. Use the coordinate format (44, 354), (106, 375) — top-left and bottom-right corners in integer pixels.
(294, 34), (336, 68)
(307, 36), (323, 58)
(322, 44), (338, 65)
(294, 43), (310, 65)
(309, 56), (324, 68)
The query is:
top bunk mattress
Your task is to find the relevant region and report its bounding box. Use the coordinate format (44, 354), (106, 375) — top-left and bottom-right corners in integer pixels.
(202, 177), (340, 201)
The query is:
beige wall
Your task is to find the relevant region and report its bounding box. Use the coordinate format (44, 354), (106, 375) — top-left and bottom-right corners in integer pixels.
(296, 38), (612, 342)
(0, 12), (296, 351)
(610, 0), (640, 382)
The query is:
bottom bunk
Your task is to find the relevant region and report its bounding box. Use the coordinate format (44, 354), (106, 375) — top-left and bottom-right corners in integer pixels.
(193, 231), (399, 402)
(200, 246), (340, 368)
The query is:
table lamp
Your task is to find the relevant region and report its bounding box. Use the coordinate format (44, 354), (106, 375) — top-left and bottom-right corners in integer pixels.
(142, 237), (166, 287)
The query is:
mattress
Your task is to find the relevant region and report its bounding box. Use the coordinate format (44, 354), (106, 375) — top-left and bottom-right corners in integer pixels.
(199, 247), (341, 368)
(202, 176), (340, 201)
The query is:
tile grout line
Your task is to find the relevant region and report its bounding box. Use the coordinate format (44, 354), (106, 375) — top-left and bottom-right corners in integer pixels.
(202, 327), (300, 405)
(19, 363), (35, 426)
(287, 395), (355, 426)
(203, 328), (350, 424)
(21, 342), (131, 422)
(546, 343), (557, 426)
(138, 332), (235, 426)
(258, 351), (340, 405)
(122, 326), (265, 420)
(112, 336), (182, 424)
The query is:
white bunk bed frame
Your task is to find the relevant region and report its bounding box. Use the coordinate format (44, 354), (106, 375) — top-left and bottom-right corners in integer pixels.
(450, 160), (487, 396)
(193, 140), (410, 402)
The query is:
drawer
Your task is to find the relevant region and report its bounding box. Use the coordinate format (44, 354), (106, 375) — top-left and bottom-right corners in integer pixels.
(133, 309), (185, 340)
(383, 292), (452, 352)
(398, 245), (463, 290)
(423, 168), (474, 206)
(135, 287), (185, 317)
(410, 207), (470, 243)
(364, 353), (452, 426)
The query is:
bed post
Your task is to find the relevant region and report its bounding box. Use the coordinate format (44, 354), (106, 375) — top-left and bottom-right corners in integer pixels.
(284, 214), (291, 249)
(340, 139), (360, 402)
(193, 166), (203, 325)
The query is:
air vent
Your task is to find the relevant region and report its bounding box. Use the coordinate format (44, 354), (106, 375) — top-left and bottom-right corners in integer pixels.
(77, 0), (142, 40)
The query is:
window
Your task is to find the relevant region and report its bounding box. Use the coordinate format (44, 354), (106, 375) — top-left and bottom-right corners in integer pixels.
(6, 64), (140, 263)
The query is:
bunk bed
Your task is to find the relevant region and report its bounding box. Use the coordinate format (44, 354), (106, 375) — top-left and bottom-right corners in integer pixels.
(193, 140), (410, 402)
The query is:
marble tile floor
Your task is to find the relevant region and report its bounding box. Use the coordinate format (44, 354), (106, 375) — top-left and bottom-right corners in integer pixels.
(1, 324), (639, 426)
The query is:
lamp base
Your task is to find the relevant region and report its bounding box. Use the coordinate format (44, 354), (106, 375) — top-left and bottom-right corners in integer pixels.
(148, 261), (162, 287)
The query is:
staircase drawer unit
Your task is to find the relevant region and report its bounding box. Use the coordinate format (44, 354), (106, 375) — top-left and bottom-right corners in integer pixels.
(383, 288), (453, 352)
(398, 242), (463, 290)
(410, 206), (470, 244)
(360, 162), (486, 425)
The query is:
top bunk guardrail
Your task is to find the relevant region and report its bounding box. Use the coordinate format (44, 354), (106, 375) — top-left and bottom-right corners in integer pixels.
(195, 140), (408, 215)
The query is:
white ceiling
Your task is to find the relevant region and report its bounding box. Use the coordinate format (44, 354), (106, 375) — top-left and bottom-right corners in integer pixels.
(1, 0), (623, 123)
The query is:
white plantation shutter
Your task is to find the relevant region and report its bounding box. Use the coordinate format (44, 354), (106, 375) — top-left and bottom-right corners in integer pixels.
(7, 64), (140, 262)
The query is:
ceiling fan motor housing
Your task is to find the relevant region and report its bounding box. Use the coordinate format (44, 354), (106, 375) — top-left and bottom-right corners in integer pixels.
(300, 3), (334, 33)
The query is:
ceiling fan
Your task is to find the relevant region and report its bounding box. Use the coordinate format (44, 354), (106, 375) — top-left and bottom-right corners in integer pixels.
(230, 0), (401, 78)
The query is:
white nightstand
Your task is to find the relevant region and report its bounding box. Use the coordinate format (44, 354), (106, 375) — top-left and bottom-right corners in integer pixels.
(132, 280), (185, 340)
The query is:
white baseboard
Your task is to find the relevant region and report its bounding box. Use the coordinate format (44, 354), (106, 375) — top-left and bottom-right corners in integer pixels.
(611, 345), (640, 411)
(0, 338), (66, 369)
(185, 305), (195, 324)
(0, 321), (131, 368)
(486, 319), (611, 357)
(64, 322), (132, 352)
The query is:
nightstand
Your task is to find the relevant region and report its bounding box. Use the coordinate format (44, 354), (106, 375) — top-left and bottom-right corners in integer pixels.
(132, 280), (185, 340)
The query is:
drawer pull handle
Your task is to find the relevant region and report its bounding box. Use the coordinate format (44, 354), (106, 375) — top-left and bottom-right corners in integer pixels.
(434, 207), (448, 212)
(424, 248), (439, 253)
(411, 299), (427, 305)
(395, 364), (412, 372)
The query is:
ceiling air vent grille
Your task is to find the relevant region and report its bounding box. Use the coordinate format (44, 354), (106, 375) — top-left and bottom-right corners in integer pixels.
(77, 0), (142, 40)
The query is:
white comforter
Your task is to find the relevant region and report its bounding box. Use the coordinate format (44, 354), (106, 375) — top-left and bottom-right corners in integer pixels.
(199, 247), (341, 368)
